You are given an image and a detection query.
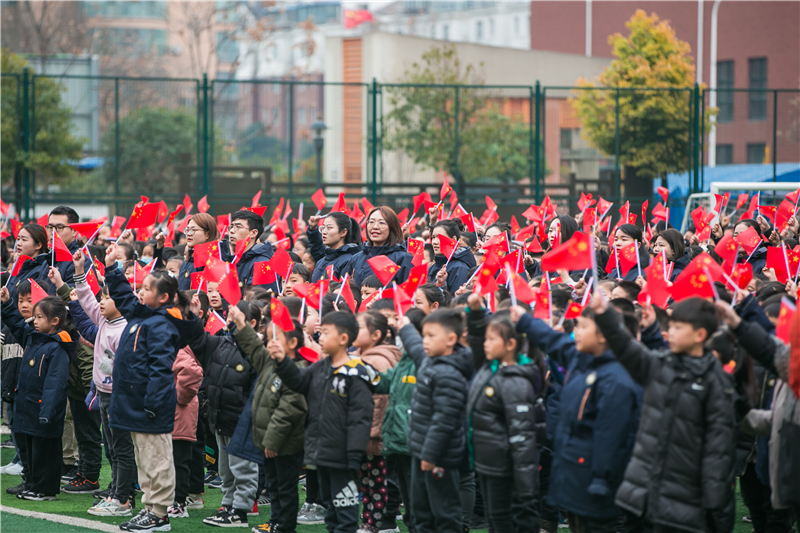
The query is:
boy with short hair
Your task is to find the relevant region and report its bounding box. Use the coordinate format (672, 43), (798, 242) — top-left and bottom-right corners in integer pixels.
(399, 308), (473, 533)
(272, 311), (377, 533)
(590, 296), (737, 533)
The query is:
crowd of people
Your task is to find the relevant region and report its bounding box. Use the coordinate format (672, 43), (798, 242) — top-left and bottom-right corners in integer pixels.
(0, 190), (799, 533)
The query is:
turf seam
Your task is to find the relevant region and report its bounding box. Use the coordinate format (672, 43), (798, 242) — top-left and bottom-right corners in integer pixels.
(1, 505), (120, 532)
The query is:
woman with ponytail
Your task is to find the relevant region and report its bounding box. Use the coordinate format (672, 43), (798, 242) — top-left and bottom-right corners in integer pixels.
(306, 212), (362, 282)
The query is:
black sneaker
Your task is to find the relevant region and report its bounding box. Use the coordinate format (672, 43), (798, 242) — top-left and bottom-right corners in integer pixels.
(94, 483), (113, 499)
(203, 470), (219, 485)
(123, 510), (170, 532)
(120, 508), (148, 531)
(0, 438), (15, 448)
(203, 506), (234, 526)
(208, 508), (248, 528)
(6, 482), (26, 495)
(20, 491), (56, 501)
(256, 487), (270, 506)
(61, 464), (79, 482)
(62, 473), (101, 494)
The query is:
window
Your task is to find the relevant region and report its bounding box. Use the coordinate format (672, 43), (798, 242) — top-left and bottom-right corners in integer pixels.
(489, 18), (494, 37)
(716, 144), (733, 165)
(272, 83), (280, 94)
(476, 21), (482, 40)
(443, 25), (449, 40)
(747, 143), (767, 164)
(560, 129), (573, 151)
(717, 60), (734, 122)
(92, 28), (168, 56)
(310, 105), (317, 122)
(272, 108), (279, 125)
(514, 17), (519, 35)
(298, 106), (306, 124)
(749, 58), (767, 120)
(83, 2), (166, 18)
(431, 25), (436, 38)
(217, 32), (238, 64)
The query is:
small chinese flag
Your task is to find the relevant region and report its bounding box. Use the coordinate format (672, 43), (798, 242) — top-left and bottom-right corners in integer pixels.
(540, 232), (593, 272)
(526, 238), (543, 254)
(413, 193), (427, 214)
(270, 298), (295, 332)
(253, 261), (276, 285)
(232, 237), (251, 265)
(736, 193), (749, 211)
(437, 233), (459, 263)
(564, 301), (586, 320)
(393, 283), (414, 316)
(766, 246), (791, 284)
(166, 205), (184, 229)
(643, 257), (671, 308)
(156, 201), (169, 224)
(217, 268), (241, 305)
(402, 264), (428, 297)
(351, 202), (365, 223)
(69, 222), (103, 240)
(311, 189), (327, 211)
(205, 311), (227, 335)
(397, 207), (409, 225)
(597, 196), (613, 215)
(29, 278), (48, 306)
(775, 297), (795, 345)
(485, 195), (498, 212)
(251, 190), (262, 208)
(245, 205), (268, 217)
(191, 272), (205, 290)
(111, 216), (126, 238)
(657, 187), (669, 204)
(183, 194), (193, 214)
(440, 179), (453, 201)
(127, 261), (149, 288)
(126, 202), (160, 230)
(734, 226), (760, 255)
(577, 192), (595, 211)
(483, 232), (510, 253)
(730, 263), (753, 290)
(367, 256), (401, 286)
(293, 282), (323, 308)
(510, 270), (536, 304)
(474, 266), (499, 296)
(331, 192), (347, 214)
(37, 213), (48, 226)
(93, 257), (106, 277)
(408, 238), (425, 267)
(361, 197), (375, 216)
(270, 248), (295, 281)
(11, 219), (23, 239)
(459, 213), (477, 233)
(193, 241), (221, 268)
(198, 196), (210, 214)
(758, 205), (777, 224)
(85, 268), (102, 296)
(617, 243), (640, 277)
(52, 231), (74, 262)
(338, 277), (357, 313)
(775, 199), (795, 232)
(298, 346), (320, 364)
(533, 288), (551, 320)
(451, 204), (468, 220)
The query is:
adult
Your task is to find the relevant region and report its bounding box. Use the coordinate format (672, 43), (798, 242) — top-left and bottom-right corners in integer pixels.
(429, 219), (476, 295)
(608, 224), (649, 282)
(306, 212), (361, 282)
(734, 219), (768, 277)
(651, 229), (690, 282)
(6, 224), (50, 303)
(46, 206), (81, 289)
(177, 214), (220, 291)
(222, 210), (274, 289)
(351, 206), (413, 286)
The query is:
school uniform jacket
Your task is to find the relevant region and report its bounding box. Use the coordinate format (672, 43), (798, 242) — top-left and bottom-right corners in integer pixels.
(428, 247), (477, 295)
(351, 243), (414, 286)
(306, 228), (361, 282)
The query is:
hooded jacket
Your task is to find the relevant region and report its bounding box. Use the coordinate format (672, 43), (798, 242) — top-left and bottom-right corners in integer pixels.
(1, 301), (77, 439)
(400, 323), (473, 468)
(428, 247), (477, 295)
(276, 354), (378, 470)
(105, 263), (196, 434)
(517, 312), (641, 519)
(595, 308), (737, 533)
(374, 350), (417, 456)
(172, 347), (203, 441)
(234, 324), (307, 456)
(358, 343), (402, 456)
(306, 228), (361, 282)
(186, 321), (257, 437)
(351, 243), (414, 286)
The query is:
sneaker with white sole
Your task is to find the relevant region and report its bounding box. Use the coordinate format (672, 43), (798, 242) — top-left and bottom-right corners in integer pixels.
(20, 491), (56, 501)
(0, 462), (23, 476)
(204, 507), (248, 528)
(167, 503), (188, 518)
(88, 498), (132, 517)
(203, 506), (233, 526)
(123, 510), (170, 532)
(297, 503), (326, 525)
(256, 488), (270, 506)
(185, 494), (204, 509)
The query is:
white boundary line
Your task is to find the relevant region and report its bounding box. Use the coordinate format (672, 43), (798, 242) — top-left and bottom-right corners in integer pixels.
(1, 505), (120, 532)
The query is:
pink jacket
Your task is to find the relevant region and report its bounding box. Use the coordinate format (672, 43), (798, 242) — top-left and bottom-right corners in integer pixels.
(172, 347), (203, 441)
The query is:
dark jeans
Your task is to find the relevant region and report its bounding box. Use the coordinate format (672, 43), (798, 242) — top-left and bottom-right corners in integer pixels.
(410, 457), (462, 533)
(479, 473), (540, 533)
(460, 470), (476, 527)
(305, 468), (323, 506)
(388, 455), (415, 533)
(568, 512), (619, 533)
(538, 445), (559, 525)
(740, 461), (793, 533)
(265, 451), (303, 532)
(317, 465), (359, 533)
(173, 440), (192, 505)
(19, 434), (61, 495)
(70, 394), (102, 481)
(99, 391), (137, 504)
(189, 399), (205, 494)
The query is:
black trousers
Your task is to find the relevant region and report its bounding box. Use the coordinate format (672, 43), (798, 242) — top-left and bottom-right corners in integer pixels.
(388, 455), (415, 532)
(173, 440), (193, 505)
(479, 473), (540, 533)
(19, 433), (62, 495)
(740, 461), (792, 533)
(198, 390), (218, 473)
(70, 395), (103, 481)
(568, 512), (619, 533)
(538, 445), (559, 525)
(410, 457), (462, 533)
(305, 468), (323, 506)
(265, 451), (303, 532)
(189, 399), (205, 494)
(317, 465), (359, 533)
(99, 391), (137, 504)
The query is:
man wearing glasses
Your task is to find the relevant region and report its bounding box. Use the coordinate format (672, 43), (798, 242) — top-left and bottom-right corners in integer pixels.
(222, 210), (276, 292)
(45, 206), (82, 289)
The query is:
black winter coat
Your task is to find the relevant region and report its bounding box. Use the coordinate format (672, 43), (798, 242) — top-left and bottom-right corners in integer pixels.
(428, 247), (476, 295)
(669, 253), (691, 282)
(187, 323), (257, 437)
(351, 243), (414, 285)
(276, 355), (378, 470)
(595, 308), (737, 533)
(307, 228), (361, 282)
(400, 324), (473, 468)
(466, 310), (543, 498)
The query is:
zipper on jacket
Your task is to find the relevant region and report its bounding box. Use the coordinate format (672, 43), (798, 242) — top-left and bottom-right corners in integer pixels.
(577, 387), (591, 421)
(133, 326), (141, 352)
(39, 354), (45, 376)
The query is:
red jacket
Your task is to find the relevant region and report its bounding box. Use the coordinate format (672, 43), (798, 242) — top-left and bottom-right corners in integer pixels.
(173, 347), (203, 441)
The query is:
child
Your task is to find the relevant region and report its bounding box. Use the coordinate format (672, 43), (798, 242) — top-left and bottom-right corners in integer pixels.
(283, 263), (311, 297)
(353, 312), (402, 533)
(590, 296), (737, 533)
(207, 281), (224, 315)
(0, 288), (77, 501)
(230, 304), (308, 533)
(512, 296), (641, 533)
(272, 311), (377, 533)
(413, 283), (449, 315)
(398, 308), (473, 533)
(466, 294), (545, 533)
(104, 242), (195, 532)
(360, 275), (383, 301)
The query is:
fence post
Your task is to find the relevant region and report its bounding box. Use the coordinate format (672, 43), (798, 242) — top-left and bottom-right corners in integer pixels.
(773, 89), (778, 182)
(114, 78), (120, 212)
(371, 78), (378, 205)
(694, 84), (701, 193)
(700, 87), (705, 192)
(288, 80), (294, 198)
(529, 85), (535, 203)
(614, 88), (620, 201)
(454, 86), (460, 197)
(202, 73), (209, 202)
(534, 81), (541, 204)
(21, 67), (30, 220)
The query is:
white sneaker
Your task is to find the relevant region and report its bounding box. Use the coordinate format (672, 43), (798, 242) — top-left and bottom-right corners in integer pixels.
(297, 503), (326, 525)
(87, 498), (133, 517)
(1, 462), (23, 476)
(167, 502), (188, 518)
(185, 494), (204, 509)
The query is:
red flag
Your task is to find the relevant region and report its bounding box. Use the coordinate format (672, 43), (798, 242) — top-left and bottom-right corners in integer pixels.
(736, 193), (749, 211)
(127, 261), (148, 288)
(361, 197), (375, 216)
(270, 298), (295, 332)
(351, 202), (365, 223)
(485, 196), (498, 212)
(232, 236), (251, 266)
(533, 288), (551, 320)
(251, 190), (262, 208)
(742, 195), (759, 220)
(397, 207), (410, 225)
(510, 270), (536, 304)
(127, 202), (160, 230)
(183, 194), (194, 214)
(298, 346), (320, 364)
(311, 189), (327, 211)
(669, 267), (716, 302)
(110, 216), (126, 238)
(37, 213), (48, 226)
(0, 199), (9, 216)
(402, 264), (428, 297)
(51, 231), (73, 262)
(337, 277), (357, 313)
(766, 246), (791, 284)
(515, 223), (536, 242)
(440, 180), (453, 201)
(643, 259), (671, 308)
(521, 204), (545, 222)
(28, 279), (48, 306)
(270, 247), (294, 281)
(331, 192), (347, 214)
(437, 233), (459, 262)
(245, 206), (268, 217)
(193, 241), (221, 268)
(217, 268), (241, 305)
(714, 234), (739, 264)
(251, 261), (275, 285)
(69, 222), (103, 240)
(483, 232), (510, 253)
(474, 265), (499, 296)
(526, 239), (543, 254)
(412, 193), (427, 215)
(641, 200), (649, 228)
(597, 196), (613, 215)
(657, 187), (669, 204)
(9, 255), (32, 277)
(651, 202), (667, 222)
(408, 238), (425, 267)
(577, 192), (595, 211)
(775, 199), (795, 232)
(10, 218), (23, 239)
(775, 298), (795, 345)
(450, 204), (467, 220)
(155, 201), (169, 225)
(367, 256), (401, 286)
(735, 226), (760, 255)
(198, 196), (210, 213)
(294, 282), (325, 309)
(582, 208), (597, 234)
(343, 8), (374, 29)
(205, 312), (227, 335)
(190, 272), (205, 290)
(564, 301), (586, 320)
(758, 205), (777, 224)
(85, 268), (102, 296)
(92, 257), (106, 277)
(459, 213), (477, 233)
(540, 232), (593, 272)
(392, 284), (414, 316)
(730, 263), (753, 290)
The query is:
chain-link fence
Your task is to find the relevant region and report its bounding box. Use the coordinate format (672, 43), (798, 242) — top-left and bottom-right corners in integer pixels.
(2, 67), (798, 222)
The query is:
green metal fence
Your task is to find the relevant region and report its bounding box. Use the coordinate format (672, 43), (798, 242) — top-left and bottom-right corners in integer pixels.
(2, 67), (798, 222)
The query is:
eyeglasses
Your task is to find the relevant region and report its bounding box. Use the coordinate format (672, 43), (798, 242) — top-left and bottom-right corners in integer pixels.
(184, 227), (205, 236)
(366, 220), (388, 228)
(45, 224), (69, 232)
(229, 223), (247, 232)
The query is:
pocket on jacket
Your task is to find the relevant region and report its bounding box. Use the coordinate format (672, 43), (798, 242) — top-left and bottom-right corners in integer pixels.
(561, 435), (592, 467)
(117, 379), (146, 410)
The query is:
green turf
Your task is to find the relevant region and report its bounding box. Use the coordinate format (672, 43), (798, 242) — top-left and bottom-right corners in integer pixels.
(0, 443), (754, 533)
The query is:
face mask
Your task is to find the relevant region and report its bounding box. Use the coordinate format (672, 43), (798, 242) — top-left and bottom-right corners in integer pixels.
(116, 260), (125, 269)
(140, 256), (152, 264)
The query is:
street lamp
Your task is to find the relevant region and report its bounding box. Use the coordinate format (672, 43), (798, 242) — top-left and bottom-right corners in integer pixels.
(311, 118), (327, 189)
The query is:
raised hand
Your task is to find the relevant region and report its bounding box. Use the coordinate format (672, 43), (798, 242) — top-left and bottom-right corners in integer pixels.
(48, 266), (64, 288)
(105, 243), (119, 268)
(72, 249), (85, 275)
(267, 339), (286, 362)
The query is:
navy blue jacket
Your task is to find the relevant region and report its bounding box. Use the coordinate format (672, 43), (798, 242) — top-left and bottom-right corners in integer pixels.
(428, 247), (477, 295)
(744, 244), (767, 278)
(735, 293), (775, 335)
(517, 313), (641, 520)
(668, 253), (691, 282)
(2, 302), (76, 439)
(307, 229), (361, 282)
(105, 263), (195, 434)
(222, 240), (276, 292)
(178, 245), (211, 291)
(351, 243), (414, 286)
(608, 266), (645, 282)
(6, 254), (51, 304)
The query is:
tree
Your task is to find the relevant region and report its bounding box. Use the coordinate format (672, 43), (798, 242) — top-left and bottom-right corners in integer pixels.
(1, 50), (84, 185)
(97, 107), (227, 195)
(572, 10), (709, 182)
(383, 44), (537, 186)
